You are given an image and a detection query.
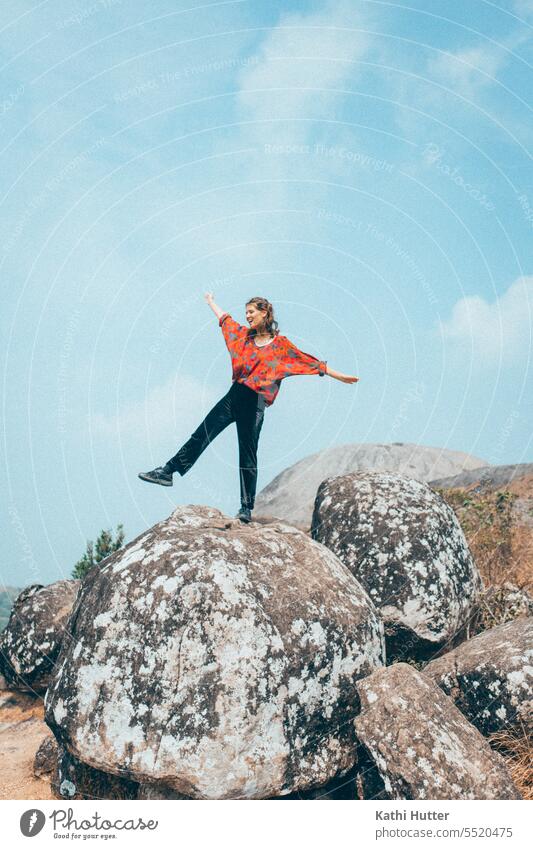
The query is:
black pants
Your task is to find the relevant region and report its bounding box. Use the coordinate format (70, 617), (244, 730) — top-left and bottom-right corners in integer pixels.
(165, 381), (266, 510)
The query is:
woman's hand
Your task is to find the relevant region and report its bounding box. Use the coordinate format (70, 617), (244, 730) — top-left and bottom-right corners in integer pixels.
(204, 291), (214, 304)
(338, 374), (359, 384)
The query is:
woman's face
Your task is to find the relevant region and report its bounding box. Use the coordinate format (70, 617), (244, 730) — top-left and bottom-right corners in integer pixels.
(245, 303), (267, 330)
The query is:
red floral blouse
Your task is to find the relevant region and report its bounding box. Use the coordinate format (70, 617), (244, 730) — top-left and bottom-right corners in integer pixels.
(219, 312), (327, 407)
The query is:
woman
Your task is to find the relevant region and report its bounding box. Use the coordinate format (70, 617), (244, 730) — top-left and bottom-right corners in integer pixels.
(139, 294), (359, 523)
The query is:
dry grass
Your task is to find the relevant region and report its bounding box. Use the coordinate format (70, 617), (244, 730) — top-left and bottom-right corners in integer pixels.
(437, 484), (533, 795)
(488, 722), (533, 800)
(435, 486), (533, 634)
(436, 488), (529, 588)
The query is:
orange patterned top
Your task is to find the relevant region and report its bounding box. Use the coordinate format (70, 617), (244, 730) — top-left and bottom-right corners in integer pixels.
(219, 312), (327, 407)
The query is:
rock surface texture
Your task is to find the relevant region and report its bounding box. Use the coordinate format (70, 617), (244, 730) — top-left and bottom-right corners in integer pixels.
(0, 581), (80, 693)
(354, 663), (521, 800)
(254, 443), (487, 527)
(311, 472), (483, 661)
(424, 617), (533, 736)
(44, 505), (385, 799)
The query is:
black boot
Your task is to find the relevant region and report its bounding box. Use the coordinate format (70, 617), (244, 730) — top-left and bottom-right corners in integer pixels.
(236, 505), (252, 523)
(138, 463), (174, 486)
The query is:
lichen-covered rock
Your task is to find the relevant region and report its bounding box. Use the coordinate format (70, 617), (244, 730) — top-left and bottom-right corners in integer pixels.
(354, 663), (521, 800)
(311, 472), (483, 661)
(52, 743), (138, 801)
(424, 618), (533, 736)
(45, 505), (385, 800)
(270, 765), (358, 799)
(0, 580), (80, 693)
(137, 783), (190, 800)
(33, 733), (59, 777)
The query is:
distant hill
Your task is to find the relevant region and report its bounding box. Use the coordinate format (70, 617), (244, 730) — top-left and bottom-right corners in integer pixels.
(0, 586), (22, 632)
(430, 462), (533, 493)
(431, 463), (533, 534)
(254, 442), (488, 527)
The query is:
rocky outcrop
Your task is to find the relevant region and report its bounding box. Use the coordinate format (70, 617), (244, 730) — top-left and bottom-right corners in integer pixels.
(33, 734), (58, 778)
(52, 744), (138, 801)
(0, 581), (80, 693)
(430, 462), (533, 493)
(45, 505), (385, 800)
(311, 472), (483, 661)
(424, 618), (533, 736)
(137, 783), (190, 800)
(254, 443), (487, 527)
(354, 663), (521, 800)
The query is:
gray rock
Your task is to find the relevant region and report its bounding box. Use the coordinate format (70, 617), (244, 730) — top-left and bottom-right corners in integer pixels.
(52, 743), (138, 801)
(254, 442), (487, 527)
(424, 618), (533, 736)
(137, 783), (190, 799)
(311, 472), (483, 661)
(354, 663), (521, 800)
(0, 580), (80, 693)
(45, 505), (385, 799)
(430, 462), (533, 492)
(33, 734), (59, 777)
(270, 765), (358, 799)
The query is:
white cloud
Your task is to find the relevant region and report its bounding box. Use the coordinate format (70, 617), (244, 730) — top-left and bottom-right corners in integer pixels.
(89, 371), (219, 448)
(512, 0), (533, 17)
(428, 45), (506, 99)
(438, 275), (533, 365)
(236, 0), (372, 146)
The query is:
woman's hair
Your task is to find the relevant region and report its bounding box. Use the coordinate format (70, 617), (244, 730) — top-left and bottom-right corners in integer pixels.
(245, 296), (280, 338)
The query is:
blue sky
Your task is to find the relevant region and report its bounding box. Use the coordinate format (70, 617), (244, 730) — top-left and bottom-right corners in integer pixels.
(1, 0), (532, 587)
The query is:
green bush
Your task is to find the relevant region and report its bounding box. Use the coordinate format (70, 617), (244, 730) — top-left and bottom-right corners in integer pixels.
(72, 524), (125, 580)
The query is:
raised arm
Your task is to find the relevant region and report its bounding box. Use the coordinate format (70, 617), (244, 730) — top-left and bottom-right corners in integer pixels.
(204, 291), (226, 321)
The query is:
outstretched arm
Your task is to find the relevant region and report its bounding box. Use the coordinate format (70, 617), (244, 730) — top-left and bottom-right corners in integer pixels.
(324, 365), (359, 384)
(280, 337), (359, 384)
(204, 291), (226, 321)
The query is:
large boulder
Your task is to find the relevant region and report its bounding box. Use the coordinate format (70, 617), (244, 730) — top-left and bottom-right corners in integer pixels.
(311, 472), (483, 661)
(0, 580), (80, 693)
(45, 505), (385, 800)
(424, 618), (533, 736)
(354, 663), (521, 800)
(254, 442), (487, 527)
(52, 744), (138, 801)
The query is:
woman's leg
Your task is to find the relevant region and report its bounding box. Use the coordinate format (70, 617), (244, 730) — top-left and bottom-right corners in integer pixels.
(235, 387), (266, 510)
(165, 386), (235, 475)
